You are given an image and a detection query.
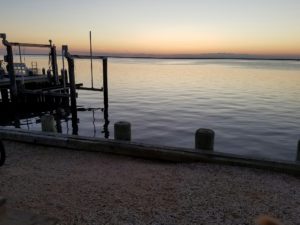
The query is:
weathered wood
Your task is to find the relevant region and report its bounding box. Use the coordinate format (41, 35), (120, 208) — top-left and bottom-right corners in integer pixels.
(6, 45), (17, 102)
(67, 57), (78, 135)
(50, 45), (59, 85)
(103, 58), (108, 110)
(8, 42), (51, 48)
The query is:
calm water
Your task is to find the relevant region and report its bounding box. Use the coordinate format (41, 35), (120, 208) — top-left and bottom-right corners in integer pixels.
(1, 56), (300, 161)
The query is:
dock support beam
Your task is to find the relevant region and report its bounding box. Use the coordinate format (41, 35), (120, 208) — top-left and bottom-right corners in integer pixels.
(103, 58), (108, 111)
(67, 56), (78, 135)
(6, 45), (17, 102)
(50, 43), (59, 85)
(1, 34), (17, 103)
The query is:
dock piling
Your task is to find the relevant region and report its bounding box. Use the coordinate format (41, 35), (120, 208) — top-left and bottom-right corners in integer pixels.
(195, 128), (215, 151)
(65, 48), (78, 135)
(114, 121), (131, 141)
(103, 58), (108, 110)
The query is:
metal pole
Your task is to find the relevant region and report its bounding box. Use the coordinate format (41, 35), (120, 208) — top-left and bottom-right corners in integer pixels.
(89, 31), (94, 89)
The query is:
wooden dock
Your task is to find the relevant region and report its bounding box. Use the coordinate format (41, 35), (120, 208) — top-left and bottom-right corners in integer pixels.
(0, 75), (48, 87)
(0, 33), (109, 135)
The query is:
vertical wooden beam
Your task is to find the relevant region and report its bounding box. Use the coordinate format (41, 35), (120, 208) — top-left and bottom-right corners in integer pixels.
(67, 57), (78, 135)
(50, 45), (59, 85)
(89, 31), (94, 89)
(103, 58), (108, 110)
(6, 45), (17, 103)
(102, 58), (109, 138)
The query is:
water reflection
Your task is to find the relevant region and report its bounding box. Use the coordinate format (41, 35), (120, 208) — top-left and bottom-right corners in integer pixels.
(0, 103), (110, 138)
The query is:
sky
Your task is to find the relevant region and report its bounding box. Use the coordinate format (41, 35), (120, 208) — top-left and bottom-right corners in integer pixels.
(0, 0), (300, 57)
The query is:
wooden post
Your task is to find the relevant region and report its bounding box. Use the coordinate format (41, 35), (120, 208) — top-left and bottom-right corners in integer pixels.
(50, 45), (59, 85)
(102, 58), (109, 138)
(67, 57), (78, 135)
(103, 58), (108, 113)
(89, 31), (94, 89)
(6, 45), (17, 102)
(114, 121), (131, 141)
(195, 128), (215, 151)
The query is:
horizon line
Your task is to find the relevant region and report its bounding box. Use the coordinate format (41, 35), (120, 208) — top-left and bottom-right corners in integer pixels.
(3, 52), (300, 61)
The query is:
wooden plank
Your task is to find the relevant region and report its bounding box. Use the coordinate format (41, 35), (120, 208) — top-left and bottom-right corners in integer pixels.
(9, 42), (51, 48)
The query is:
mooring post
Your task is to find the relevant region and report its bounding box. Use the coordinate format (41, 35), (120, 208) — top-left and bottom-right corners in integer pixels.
(114, 121), (131, 141)
(195, 128), (215, 151)
(297, 140), (300, 161)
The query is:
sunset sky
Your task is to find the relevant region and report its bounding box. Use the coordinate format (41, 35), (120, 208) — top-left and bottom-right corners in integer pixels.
(0, 0), (300, 57)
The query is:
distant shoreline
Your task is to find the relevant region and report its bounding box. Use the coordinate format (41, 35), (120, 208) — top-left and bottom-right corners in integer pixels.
(1, 53), (299, 61)
(0, 53), (299, 61)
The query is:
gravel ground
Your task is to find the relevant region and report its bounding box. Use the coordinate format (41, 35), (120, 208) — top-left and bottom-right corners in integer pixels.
(0, 141), (299, 225)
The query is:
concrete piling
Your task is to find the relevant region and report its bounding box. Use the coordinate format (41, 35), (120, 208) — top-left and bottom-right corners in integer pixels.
(195, 128), (215, 151)
(41, 115), (57, 133)
(114, 121), (131, 141)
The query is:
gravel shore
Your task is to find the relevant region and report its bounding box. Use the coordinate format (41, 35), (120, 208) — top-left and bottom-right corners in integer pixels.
(0, 141), (299, 225)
